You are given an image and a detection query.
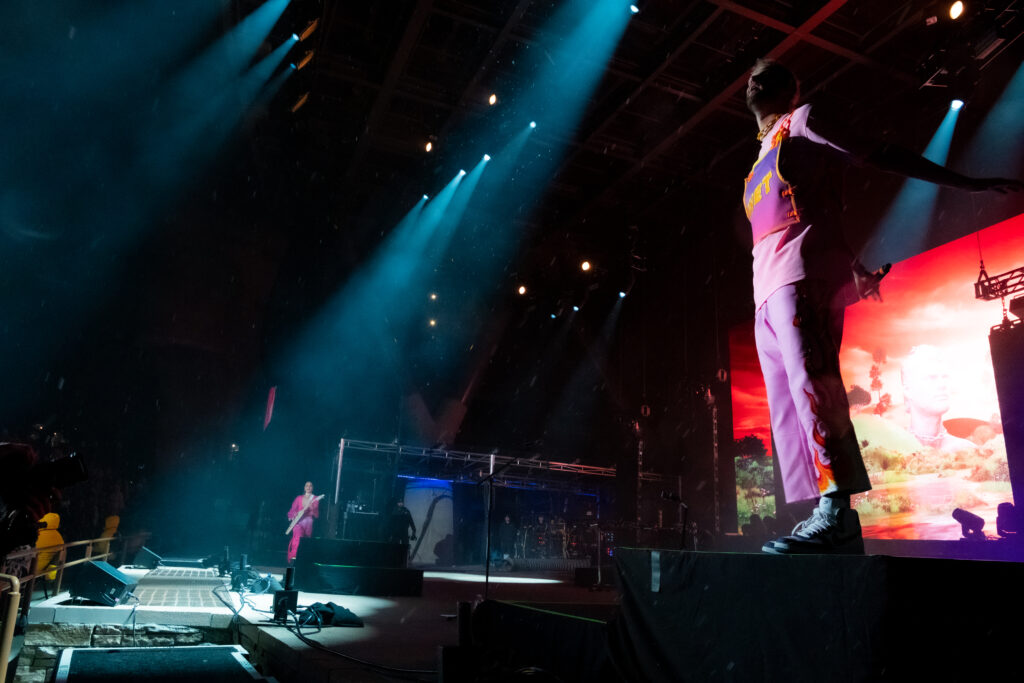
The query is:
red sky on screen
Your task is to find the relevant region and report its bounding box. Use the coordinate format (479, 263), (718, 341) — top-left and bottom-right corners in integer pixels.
(730, 212), (1024, 456)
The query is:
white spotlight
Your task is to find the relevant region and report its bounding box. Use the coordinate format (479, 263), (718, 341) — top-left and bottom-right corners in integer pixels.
(459, 169), (466, 176)
(425, 141), (433, 152)
(949, 2), (964, 20)
(950, 99), (964, 110)
(572, 305), (580, 312)
(423, 194), (429, 200)
(630, 4), (640, 14)
(529, 121), (537, 129)
(619, 291), (627, 299)
(517, 285), (527, 295)
(489, 93), (497, 105)
(483, 154), (491, 161)
(580, 260), (591, 272)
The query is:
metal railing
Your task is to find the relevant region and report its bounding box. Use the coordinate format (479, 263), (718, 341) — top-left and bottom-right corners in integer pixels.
(1, 531), (150, 681)
(3, 532), (147, 598)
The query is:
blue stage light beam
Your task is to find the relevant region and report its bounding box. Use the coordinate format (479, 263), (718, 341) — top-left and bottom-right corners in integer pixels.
(543, 297), (626, 458)
(169, 0), (292, 101)
(425, 158), (489, 258)
(0, 1), (252, 419)
(255, 58), (297, 109)
(280, 170), (467, 420)
(861, 103), (963, 266)
(964, 63), (1024, 179)
(271, 1), (632, 441)
(434, 0), (631, 294)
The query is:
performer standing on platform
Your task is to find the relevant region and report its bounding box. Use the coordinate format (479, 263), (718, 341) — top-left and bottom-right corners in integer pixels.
(384, 497), (417, 554)
(497, 514), (518, 560)
(286, 481), (319, 563)
(743, 58), (1020, 554)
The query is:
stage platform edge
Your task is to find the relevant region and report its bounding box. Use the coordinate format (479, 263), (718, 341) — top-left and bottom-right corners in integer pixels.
(608, 547), (1024, 682)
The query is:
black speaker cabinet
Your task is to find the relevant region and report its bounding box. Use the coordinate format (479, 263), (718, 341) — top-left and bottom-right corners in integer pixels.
(990, 321), (1024, 508)
(131, 546), (162, 569)
(69, 561), (137, 606)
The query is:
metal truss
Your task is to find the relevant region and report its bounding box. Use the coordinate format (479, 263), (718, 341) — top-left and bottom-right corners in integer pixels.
(340, 438), (668, 495)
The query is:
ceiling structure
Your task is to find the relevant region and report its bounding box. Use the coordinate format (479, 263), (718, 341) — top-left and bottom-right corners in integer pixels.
(15, 0), (1021, 502)
(297, 0), (1020, 234)
(249, 0), (1023, 462)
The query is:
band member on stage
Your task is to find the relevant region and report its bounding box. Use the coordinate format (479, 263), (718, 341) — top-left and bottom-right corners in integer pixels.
(286, 481), (319, 563)
(497, 514), (517, 560)
(384, 498), (417, 562)
(743, 59), (1020, 554)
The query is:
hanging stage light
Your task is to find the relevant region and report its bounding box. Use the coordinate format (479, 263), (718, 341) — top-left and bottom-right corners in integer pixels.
(291, 92), (309, 113)
(951, 99), (965, 110)
(425, 141), (433, 152)
(293, 50), (314, 71)
(630, 4), (640, 14)
(518, 285), (527, 295)
(949, 2), (964, 20)
(489, 93), (497, 105)
(299, 19), (319, 41)
(483, 154), (491, 161)
(581, 260), (591, 272)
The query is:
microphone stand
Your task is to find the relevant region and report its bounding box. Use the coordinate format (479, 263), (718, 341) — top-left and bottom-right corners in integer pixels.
(661, 491), (690, 551)
(477, 460), (515, 601)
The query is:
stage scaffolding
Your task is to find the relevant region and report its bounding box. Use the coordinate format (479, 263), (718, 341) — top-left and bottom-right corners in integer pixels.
(329, 438), (667, 497)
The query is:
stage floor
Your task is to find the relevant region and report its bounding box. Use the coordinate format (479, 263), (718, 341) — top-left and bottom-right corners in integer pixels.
(27, 564), (618, 682)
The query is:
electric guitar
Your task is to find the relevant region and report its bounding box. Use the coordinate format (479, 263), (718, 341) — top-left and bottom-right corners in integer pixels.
(285, 494), (324, 535)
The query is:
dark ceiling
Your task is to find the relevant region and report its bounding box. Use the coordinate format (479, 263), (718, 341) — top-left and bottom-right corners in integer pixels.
(5, 1), (1023, 494)
(253, 0), (1024, 456)
(298, 0), (1021, 228)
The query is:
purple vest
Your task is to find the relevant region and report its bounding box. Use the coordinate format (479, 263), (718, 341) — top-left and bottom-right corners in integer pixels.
(743, 119), (801, 245)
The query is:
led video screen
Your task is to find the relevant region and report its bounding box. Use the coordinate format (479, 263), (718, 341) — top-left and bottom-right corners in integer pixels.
(731, 213), (1023, 539)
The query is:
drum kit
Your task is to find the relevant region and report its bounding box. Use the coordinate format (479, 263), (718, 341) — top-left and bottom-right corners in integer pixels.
(512, 516), (603, 560)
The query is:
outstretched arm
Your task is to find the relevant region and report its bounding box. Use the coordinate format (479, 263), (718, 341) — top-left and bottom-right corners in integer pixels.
(803, 108), (1023, 193)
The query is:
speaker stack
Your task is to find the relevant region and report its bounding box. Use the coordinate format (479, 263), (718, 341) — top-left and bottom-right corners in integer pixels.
(68, 561), (137, 606)
(293, 538), (422, 596)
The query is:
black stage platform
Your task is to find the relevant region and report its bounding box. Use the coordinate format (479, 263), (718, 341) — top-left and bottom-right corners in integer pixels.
(293, 537), (422, 595)
(609, 548), (1024, 682)
(473, 548), (1024, 682)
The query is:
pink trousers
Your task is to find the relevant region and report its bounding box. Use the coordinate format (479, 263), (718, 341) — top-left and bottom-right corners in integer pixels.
(754, 282), (871, 503)
(287, 517), (313, 562)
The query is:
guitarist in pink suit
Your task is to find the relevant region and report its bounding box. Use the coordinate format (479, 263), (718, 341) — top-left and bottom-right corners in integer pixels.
(286, 481), (320, 563)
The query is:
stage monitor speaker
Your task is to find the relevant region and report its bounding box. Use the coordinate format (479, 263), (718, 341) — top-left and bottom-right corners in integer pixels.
(69, 560), (137, 606)
(131, 546), (162, 569)
(272, 590), (298, 621)
(990, 321), (1024, 507)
